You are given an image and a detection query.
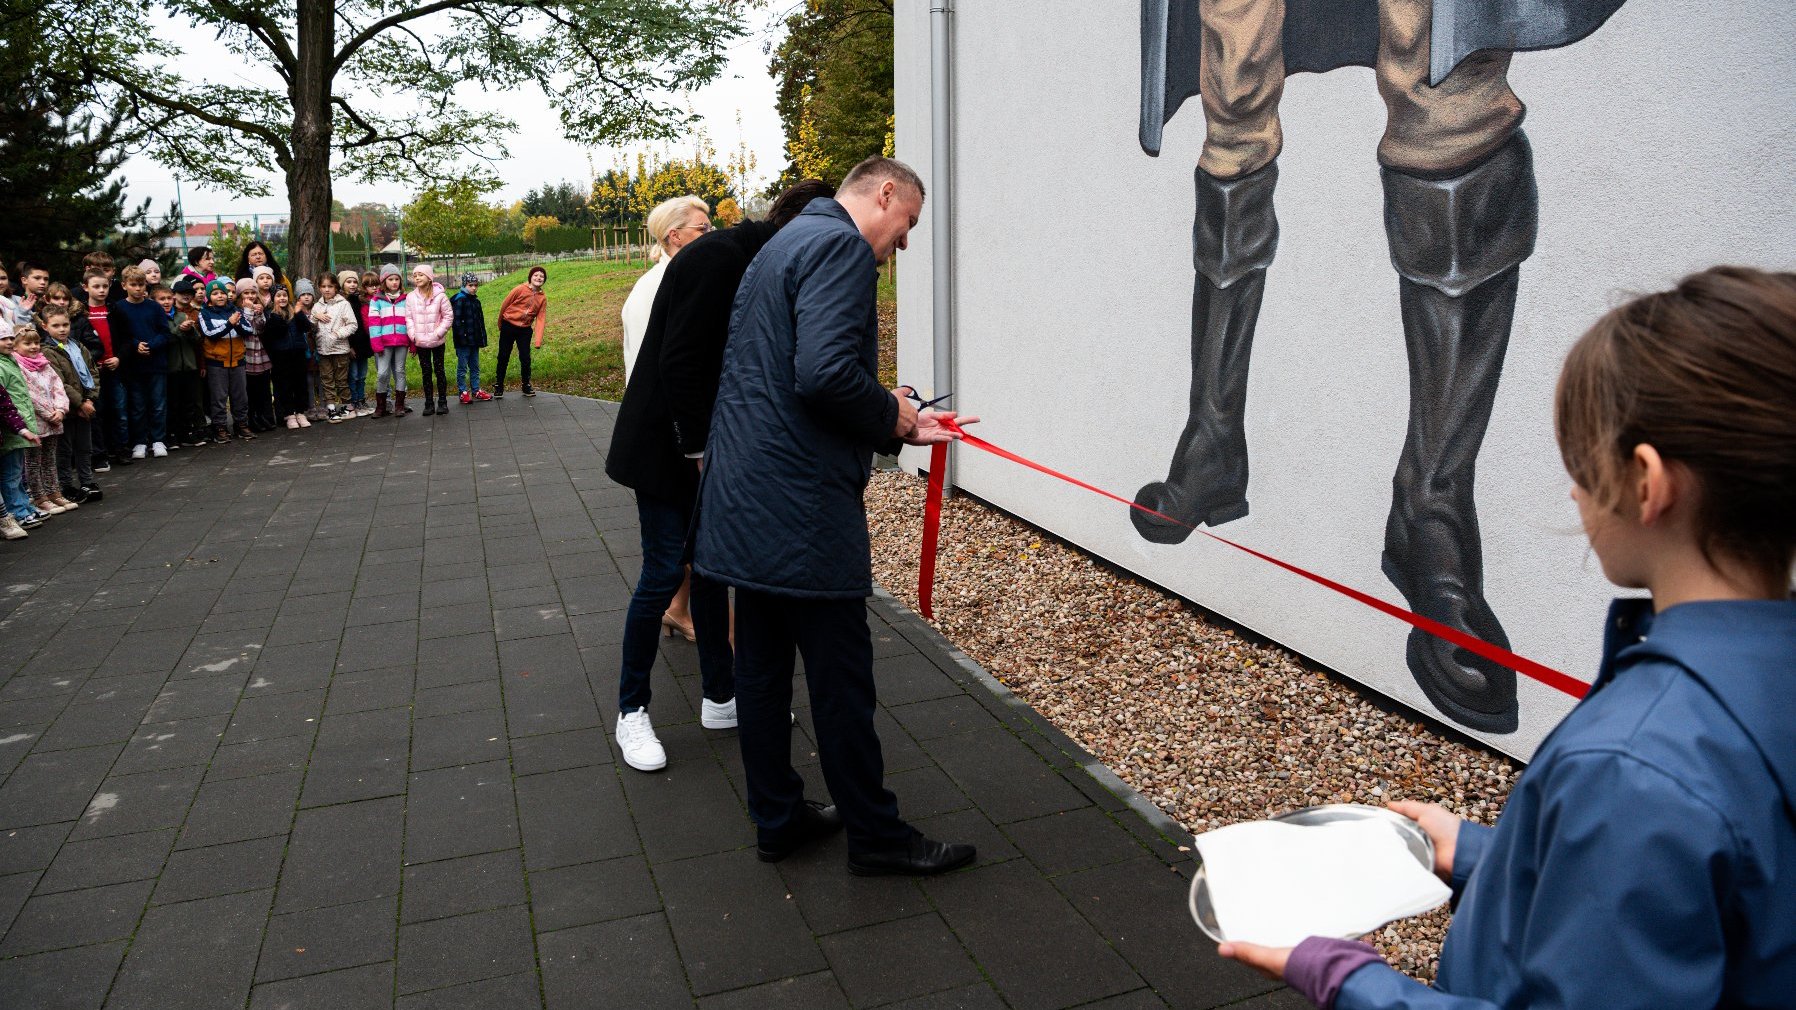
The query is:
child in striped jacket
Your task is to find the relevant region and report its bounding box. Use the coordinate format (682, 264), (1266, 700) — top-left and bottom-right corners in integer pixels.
(367, 264), (412, 418)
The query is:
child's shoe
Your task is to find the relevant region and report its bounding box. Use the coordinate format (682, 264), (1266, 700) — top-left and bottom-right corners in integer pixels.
(437, 395), (449, 414)
(286, 415), (300, 429)
(297, 414), (311, 428)
(92, 456), (111, 473)
(522, 384), (536, 397)
(375, 393), (390, 418)
(396, 392), (411, 416)
(80, 485), (102, 502)
(422, 397), (436, 417)
(61, 484), (88, 504)
(234, 424), (257, 441)
(474, 390), (492, 402)
(33, 499), (63, 515)
(211, 426), (232, 444)
(460, 391), (472, 405)
(51, 495), (78, 511)
(356, 403), (373, 418)
(131, 444), (147, 459)
(151, 442), (168, 457)
(1, 515), (26, 540)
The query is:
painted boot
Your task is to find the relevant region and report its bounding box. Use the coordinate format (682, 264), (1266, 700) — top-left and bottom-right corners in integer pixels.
(1132, 161), (1277, 544)
(1379, 131), (1538, 734)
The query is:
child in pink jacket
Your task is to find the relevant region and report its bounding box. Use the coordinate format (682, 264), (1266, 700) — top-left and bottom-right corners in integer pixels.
(404, 264), (452, 416)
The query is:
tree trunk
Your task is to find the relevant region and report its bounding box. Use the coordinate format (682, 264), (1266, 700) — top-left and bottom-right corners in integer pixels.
(287, 0), (335, 281)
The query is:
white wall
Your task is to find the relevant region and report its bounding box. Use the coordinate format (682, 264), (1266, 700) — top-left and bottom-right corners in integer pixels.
(894, 0), (1796, 759)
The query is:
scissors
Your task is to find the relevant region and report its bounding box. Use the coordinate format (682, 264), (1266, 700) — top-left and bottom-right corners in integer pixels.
(898, 386), (953, 410)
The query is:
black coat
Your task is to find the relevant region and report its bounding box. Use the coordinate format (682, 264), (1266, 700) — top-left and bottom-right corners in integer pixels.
(692, 199), (901, 599)
(605, 219), (779, 505)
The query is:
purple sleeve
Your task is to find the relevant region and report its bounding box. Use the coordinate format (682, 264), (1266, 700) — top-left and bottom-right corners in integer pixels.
(0, 390), (25, 435)
(1286, 936), (1385, 1009)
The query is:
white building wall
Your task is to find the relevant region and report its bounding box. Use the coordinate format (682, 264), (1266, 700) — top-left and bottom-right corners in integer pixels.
(893, 0), (1796, 759)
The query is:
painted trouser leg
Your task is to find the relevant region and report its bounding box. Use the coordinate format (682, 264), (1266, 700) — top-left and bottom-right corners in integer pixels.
(1376, 0), (1532, 732)
(1134, 0), (1281, 542)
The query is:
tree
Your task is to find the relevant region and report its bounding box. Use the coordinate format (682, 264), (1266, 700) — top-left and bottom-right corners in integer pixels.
(0, 21), (172, 280)
(521, 181), (592, 228)
(339, 202), (399, 248)
(768, 0), (893, 188)
(521, 215), (561, 250)
(715, 197), (744, 228)
(40, 0), (748, 281)
(402, 176), (503, 255)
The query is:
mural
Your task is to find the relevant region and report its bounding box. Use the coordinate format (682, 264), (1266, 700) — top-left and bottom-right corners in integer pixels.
(1131, 0), (1627, 733)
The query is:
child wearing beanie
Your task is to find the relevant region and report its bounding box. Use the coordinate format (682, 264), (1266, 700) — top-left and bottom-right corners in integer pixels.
(450, 273), (490, 403)
(367, 264), (411, 417)
(339, 269), (374, 416)
(405, 264), (452, 416)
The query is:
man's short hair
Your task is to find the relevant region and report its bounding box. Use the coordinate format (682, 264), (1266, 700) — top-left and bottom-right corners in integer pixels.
(839, 157), (925, 202)
(767, 179), (837, 229)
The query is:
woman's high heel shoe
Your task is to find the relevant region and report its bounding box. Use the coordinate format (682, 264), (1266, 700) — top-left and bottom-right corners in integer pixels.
(660, 615), (696, 642)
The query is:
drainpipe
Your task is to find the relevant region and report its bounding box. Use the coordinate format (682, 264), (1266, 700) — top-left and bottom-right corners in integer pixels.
(929, 2), (955, 496)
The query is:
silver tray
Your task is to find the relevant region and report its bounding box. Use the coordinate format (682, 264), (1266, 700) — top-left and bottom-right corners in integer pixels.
(1187, 804), (1436, 944)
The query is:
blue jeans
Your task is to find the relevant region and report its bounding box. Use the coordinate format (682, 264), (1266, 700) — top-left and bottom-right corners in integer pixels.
(455, 347), (481, 393)
(618, 492), (733, 713)
(126, 372), (168, 446)
(348, 357), (369, 404)
(1, 449), (33, 519)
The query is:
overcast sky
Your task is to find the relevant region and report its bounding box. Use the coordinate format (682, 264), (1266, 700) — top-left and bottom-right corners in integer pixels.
(119, 10), (791, 224)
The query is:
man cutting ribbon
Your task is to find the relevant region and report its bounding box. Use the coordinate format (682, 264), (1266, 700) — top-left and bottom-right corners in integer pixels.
(693, 156), (981, 875)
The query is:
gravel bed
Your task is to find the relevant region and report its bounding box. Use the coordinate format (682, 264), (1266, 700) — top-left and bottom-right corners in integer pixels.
(866, 470), (1520, 980)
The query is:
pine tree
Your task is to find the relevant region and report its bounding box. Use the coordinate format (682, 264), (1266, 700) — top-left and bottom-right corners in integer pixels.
(0, 31), (170, 280)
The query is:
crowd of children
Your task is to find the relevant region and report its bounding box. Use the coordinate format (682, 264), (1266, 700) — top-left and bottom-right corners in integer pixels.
(1, 246), (552, 543)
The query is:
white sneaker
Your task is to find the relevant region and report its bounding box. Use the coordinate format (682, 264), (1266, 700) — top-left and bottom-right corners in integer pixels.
(131, 444), (147, 459)
(700, 697), (738, 730)
(356, 405), (374, 418)
(150, 442), (168, 457)
(616, 709), (666, 772)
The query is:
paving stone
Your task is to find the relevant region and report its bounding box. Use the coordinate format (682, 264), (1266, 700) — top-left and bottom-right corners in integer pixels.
(1077, 990), (1175, 1009)
(821, 912), (984, 1006)
(487, 562), (556, 592)
(499, 635), (600, 737)
(0, 724), (44, 777)
(405, 760), (519, 864)
(1219, 989), (1312, 1009)
(34, 696), (150, 752)
(526, 853), (660, 933)
(510, 727), (610, 776)
(415, 633), (498, 689)
(420, 576), (490, 609)
(257, 894), (397, 983)
(324, 666), (415, 716)
(697, 971), (850, 1010)
(929, 726), (1091, 825)
(0, 868), (41, 937)
(911, 806), (1021, 866)
(871, 652), (964, 706)
(513, 766), (635, 870)
(881, 762), (972, 821)
(37, 828), (175, 894)
(250, 962), (396, 1010)
(106, 890), (271, 1008)
(0, 744), (122, 828)
(615, 724), (751, 864)
(251, 639), (342, 691)
(336, 620), (417, 672)
(883, 982), (1010, 1009)
(1057, 857), (1281, 1010)
(396, 904), (535, 995)
(207, 733), (314, 782)
(1006, 807), (1153, 877)
(419, 601), (493, 640)
(658, 848), (826, 995)
(155, 836), (287, 904)
(114, 713), (230, 774)
(0, 694), (70, 730)
(556, 576), (633, 617)
(402, 849), (526, 923)
(395, 970), (541, 1010)
(301, 706), (410, 807)
(413, 678), (501, 719)
(0, 939), (127, 1010)
(889, 693), (993, 742)
(928, 858), (1144, 1010)
(0, 821), (72, 875)
(538, 913), (689, 1010)
(412, 707), (508, 771)
(277, 796), (404, 913)
(224, 688), (325, 744)
(177, 634), (265, 679)
(0, 878), (154, 956)
(145, 673), (248, 722)
(354, 590), (420, 627)
(179, 770), (303, 849)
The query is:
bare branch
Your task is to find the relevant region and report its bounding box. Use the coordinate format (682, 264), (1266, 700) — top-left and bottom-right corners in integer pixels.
(332, 0), (476, 72)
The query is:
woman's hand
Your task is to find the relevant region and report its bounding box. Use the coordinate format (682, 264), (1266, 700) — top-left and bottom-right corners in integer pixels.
(1389, 801), (1459, 881)
(1217, 941), (1292, 981)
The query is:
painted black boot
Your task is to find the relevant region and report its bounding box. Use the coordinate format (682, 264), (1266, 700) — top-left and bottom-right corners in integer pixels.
(1379, 131), (1538, 734)
(1133, 161), (1277, 544)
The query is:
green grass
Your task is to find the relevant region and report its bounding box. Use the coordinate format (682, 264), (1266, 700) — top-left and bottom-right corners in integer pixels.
(401, 255), (900, 400)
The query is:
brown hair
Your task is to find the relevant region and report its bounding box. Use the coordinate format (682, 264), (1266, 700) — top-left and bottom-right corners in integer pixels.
(44, 282), (71, 303)
(119, 266), (147, 285)
(1555, 265), (1796, 590)
(82, 250), (115, 271)
(527, 265), (547, 284)
(36, 304), (71, 324)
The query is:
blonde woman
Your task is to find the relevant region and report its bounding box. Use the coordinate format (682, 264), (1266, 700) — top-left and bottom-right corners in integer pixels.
(621, 195), (711, 383)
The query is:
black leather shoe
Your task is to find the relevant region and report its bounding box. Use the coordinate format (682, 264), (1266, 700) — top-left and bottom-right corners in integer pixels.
(848, 834), (976, 877)
(80, 486), (102, 502)
(757, 801), (843, 863)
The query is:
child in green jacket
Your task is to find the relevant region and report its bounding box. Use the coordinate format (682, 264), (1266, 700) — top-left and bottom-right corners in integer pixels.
(0, 318), (43, 537)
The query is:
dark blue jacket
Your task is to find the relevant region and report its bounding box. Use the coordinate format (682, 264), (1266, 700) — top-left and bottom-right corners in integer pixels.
(450, 290), (487, 350)
(1339, 598), (1796, 1009)
(692, 199), (900, 599)
(111, 298), (170, 375)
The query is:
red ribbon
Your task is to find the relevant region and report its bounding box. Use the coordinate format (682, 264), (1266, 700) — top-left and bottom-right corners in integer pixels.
(916, 422), (1588, 700)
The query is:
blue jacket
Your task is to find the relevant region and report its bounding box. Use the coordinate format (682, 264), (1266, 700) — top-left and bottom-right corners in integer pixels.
(692, 199), (900, 599)
(450, 290), (487, 350)
(111, 298), (170, 375)
(1339, 598), (1796, 1009)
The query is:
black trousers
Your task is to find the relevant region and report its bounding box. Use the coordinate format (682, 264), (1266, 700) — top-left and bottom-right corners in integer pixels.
(247, 371), (276, 428)
(272, 350), (310, 417)
(733, 588), (912, 852)
(495, 320), (532, 390)
(416, 346), (448, 401)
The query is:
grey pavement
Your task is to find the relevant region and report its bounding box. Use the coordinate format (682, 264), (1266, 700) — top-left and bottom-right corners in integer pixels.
(0, 393), (1304, 1009)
